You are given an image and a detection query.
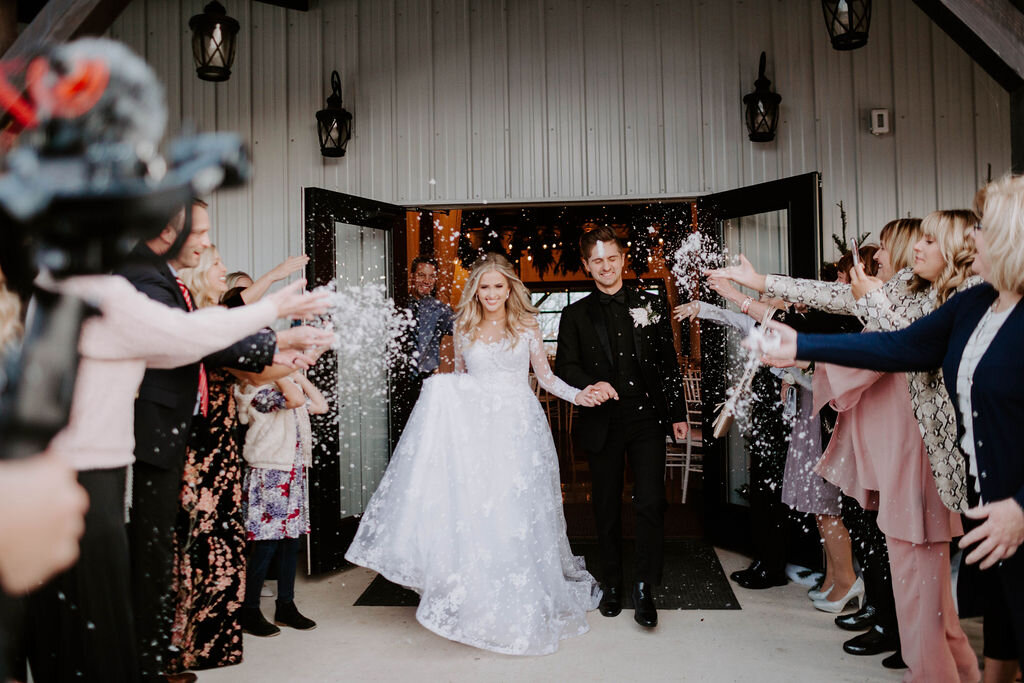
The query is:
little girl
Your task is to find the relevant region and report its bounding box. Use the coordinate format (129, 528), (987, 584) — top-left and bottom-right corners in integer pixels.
(236, 370), (327, 637)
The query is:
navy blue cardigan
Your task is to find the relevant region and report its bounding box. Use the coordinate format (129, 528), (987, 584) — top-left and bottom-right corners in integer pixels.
(797, 283), (1024, 510)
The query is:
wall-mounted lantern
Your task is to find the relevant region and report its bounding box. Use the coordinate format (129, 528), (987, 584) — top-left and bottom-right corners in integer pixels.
(189, 1), (240, 82)
(821, 0), (872, 50)
(316, 71), (353, 158)
(743, 52), (781, 143)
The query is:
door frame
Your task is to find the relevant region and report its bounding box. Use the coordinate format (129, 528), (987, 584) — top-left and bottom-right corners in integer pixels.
(695, 172), (822, 550)
(304, 188), (407, 574)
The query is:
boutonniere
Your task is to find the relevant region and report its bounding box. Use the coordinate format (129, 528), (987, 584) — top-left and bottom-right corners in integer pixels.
(629, 303), (660, 328)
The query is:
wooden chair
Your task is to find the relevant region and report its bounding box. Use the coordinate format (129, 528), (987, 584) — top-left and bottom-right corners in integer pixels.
(678, 369), (704, 503)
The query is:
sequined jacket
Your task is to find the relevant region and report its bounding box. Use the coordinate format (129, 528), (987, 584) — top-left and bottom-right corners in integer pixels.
(765, 268), (982, 511)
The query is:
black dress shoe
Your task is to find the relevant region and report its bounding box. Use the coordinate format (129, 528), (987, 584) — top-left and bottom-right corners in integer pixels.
(598, 584), (622, 617)
(633, 582), (657, 628)
(733, 563), (788, 590)
(882, 651), (907, 669)
(730, 559), (765, 583)
(843, 624), (899, 656)
(835, 604), (878, 631)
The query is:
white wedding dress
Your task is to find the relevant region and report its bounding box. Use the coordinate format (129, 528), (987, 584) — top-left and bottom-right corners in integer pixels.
(345, 325), (601, 655)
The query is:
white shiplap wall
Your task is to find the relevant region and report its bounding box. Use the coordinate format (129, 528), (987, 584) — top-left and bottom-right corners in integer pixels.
(108, 0), (1012, 277)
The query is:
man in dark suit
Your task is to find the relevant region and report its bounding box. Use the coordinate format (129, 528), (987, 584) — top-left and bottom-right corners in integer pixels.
(118, 199), (279, 683)
(555, 226), (688, 628)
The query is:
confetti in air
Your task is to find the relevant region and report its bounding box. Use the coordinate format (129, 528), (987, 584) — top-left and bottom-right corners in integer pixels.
(315, 282), (415, 401)
(670, 231), (723, 300)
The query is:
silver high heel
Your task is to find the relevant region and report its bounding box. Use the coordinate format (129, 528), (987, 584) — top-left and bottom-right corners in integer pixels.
(812, 577), (864, 614)
(807, 583), (834, 601)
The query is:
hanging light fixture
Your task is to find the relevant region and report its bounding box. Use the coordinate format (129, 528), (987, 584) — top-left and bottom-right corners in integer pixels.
(189, 1), (240, 82)
(742, 52), (782, 143)
(821, 0), (871, 51)
(316, 71), (353, 158)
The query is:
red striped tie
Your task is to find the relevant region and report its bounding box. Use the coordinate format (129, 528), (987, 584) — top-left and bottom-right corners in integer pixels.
(175, 277), (209, 417)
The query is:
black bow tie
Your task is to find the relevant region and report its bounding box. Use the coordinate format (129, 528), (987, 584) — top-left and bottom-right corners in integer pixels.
(599, 289), (627, 305)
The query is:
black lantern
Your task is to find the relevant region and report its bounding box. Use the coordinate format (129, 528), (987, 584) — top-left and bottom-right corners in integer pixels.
(821, 0), (871, 51)
(316, 71), (353, 158)
(743, 52), (782, 143)
(189, 1), (240, 82)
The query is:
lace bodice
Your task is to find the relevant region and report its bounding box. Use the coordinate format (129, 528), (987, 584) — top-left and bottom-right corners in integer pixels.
(454, 326), (580, 404)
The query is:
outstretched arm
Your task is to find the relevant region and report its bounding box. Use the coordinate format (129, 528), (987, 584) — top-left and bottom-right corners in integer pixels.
(294, 372), (329, 415)
(241, 255), (309, 303)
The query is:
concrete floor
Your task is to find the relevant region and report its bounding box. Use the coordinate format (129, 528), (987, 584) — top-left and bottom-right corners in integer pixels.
(198, 548), (980, 683)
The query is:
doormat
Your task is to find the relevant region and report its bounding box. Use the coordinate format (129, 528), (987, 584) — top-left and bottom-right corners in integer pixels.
(353, 540), (739, 610)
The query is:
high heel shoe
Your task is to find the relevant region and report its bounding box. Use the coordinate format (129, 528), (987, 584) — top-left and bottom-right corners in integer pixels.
(811, 577), (864, 614)
(807, 583), (834, 601)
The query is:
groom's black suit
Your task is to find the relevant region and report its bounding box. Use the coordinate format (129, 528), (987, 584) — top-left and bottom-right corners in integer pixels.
(556, 285), (685, 586)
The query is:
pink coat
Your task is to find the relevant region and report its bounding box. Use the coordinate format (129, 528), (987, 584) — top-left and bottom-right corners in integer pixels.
(813, 363), (961, 544)
(44, 275), (277, 471)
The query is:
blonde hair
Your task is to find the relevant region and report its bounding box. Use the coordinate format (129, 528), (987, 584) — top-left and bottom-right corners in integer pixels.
(879, 218), (923, 273)
(178, 245), (223, 309)
(909, 210), (977, 304)
(455, 253), (538, 347)
(978, 175), (1024, 294)
(0, 267), (21, 350)
(226, 271), (252, 290)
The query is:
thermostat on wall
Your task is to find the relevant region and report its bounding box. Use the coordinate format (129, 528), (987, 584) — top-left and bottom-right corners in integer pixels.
(870, 109), (890, 136)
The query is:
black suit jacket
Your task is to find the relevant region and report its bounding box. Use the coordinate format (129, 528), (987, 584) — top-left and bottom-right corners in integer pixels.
(555, 286), (686, 453)
(117, 243), (276, 470)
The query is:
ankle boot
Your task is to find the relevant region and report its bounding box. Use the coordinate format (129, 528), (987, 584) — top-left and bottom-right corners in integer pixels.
(240, 606), (280, 637)
(274, 600), (317, 630)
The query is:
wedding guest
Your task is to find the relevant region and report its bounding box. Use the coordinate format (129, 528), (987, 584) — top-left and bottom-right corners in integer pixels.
(762, 174), (1024, 676)
(236, 371), (328, 636)
(167, 246), (332, 675)
(715, 211), (982, 679)
(394, 255), (454, 437)
(19, 269), (323, 683)
(117, 200), (323, 682)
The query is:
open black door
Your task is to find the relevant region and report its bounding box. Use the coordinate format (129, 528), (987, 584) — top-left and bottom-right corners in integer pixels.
(696, 173), (822, 551)
(304, 188), (408, 574)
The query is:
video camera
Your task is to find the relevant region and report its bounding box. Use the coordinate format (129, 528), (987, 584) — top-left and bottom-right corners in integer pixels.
(0, 38), (251, 460)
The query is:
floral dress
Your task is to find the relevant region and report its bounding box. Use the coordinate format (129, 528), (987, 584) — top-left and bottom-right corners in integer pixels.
(169, 370), (246, 672)
(243, 387), (310, 541)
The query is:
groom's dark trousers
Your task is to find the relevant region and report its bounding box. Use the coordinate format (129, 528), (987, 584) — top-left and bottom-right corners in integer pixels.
(589, 397), (666, 585)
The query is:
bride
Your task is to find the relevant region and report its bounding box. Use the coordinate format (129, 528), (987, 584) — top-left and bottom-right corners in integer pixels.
(345, 253), (603, 655)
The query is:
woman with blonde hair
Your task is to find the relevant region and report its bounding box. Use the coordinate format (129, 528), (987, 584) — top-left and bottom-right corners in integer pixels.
(709, 212), (982, 680)
(346, 252), (605, 656)
(761, 174), (1024, 679)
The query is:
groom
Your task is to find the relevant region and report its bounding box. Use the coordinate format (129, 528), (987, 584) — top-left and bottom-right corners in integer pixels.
(555, 226), (688, 628)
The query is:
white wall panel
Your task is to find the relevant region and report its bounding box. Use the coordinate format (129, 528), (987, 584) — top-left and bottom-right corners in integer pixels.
(110, 0), (1012, 276)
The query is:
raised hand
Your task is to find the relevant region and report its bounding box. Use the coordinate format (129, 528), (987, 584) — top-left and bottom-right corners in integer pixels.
(266, 279), (331, 320)
(704, 254), (766, 294)
(742, 319), (798, 364)
(706, 275), (745, 305)
(276, 325), (335, 351)
(673, 302), (700, 323)
(850, 262), (884, 300)
(269, 254), (309, 281)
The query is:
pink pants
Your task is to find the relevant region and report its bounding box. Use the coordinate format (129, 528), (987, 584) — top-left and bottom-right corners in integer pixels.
(887, 537), (980, 683)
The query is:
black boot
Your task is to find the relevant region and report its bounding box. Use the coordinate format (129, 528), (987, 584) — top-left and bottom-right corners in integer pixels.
(632, 582), (657, 628)
(240, 606), (280, 637)
(274, 600), (317, 630)
(835, 603), (878, 631)
(598, 584), (622, 617)
(843, 624), (899, 656)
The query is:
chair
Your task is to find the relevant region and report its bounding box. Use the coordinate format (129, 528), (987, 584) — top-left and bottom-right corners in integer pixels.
(675, 369), (705, 504)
